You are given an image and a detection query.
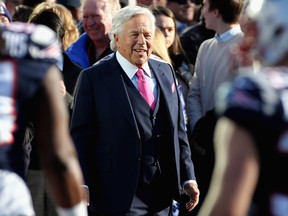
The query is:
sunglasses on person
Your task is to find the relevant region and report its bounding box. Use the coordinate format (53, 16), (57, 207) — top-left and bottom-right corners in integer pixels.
(169, 0), (202, 5)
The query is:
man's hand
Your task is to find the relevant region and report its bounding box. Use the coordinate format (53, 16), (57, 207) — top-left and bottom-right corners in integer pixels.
(183, 181), (200, 211)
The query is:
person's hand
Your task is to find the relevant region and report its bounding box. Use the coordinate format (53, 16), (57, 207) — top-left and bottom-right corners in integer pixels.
(183, 181), (200, 211)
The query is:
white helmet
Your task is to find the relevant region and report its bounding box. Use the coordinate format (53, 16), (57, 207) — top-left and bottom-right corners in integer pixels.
(246, 0), (288, 66)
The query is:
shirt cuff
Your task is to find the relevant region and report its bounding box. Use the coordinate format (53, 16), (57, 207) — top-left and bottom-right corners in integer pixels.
(182, 180), (198, 189)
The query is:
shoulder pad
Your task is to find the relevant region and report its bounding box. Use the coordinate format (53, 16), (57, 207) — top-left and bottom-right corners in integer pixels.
(0, 22), (62, 63)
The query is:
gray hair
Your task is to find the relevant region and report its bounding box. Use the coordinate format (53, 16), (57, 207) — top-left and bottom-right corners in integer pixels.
(109, 5), (156, 51)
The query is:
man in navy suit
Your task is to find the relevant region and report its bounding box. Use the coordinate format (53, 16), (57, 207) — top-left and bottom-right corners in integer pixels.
(70, 5), (199, 216)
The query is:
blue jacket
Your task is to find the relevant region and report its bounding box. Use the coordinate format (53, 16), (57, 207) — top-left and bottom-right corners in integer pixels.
(66, 32), (91, 68)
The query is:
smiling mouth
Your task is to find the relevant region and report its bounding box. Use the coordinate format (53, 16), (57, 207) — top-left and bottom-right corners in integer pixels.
(134, 49), (147, 55)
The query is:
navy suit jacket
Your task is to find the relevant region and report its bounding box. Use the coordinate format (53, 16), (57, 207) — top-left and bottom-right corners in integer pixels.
(70, 53), (196, 213)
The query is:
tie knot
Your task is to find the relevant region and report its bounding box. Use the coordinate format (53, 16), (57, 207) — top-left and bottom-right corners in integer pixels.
(136, 68), (145, 79)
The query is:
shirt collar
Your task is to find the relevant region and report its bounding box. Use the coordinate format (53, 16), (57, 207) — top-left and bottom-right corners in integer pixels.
(116, 51), (151, 79)
(215, 24), (242, 42)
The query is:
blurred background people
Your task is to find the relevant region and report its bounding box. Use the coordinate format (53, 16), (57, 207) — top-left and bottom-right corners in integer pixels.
(22, 0), (57, 8)
(150, 5), (193, 129)
(152, 27), (172, 64)
(3, 0), (22, 15)
(27, 3), (82, 215)
(137, 0), (166, 6)
(166, 0), (198, 34)
(198, 0), (288, 215)
(57, 0), (81, 25)
(12, 4), (33, 22)
(150, 8), (196, 214)
(180, 2), (215, 66)
(29, 2), (79, 51)
(151, 26), (192, 216)
(186, 0), (245, 215)
(66, 0), (121, 69)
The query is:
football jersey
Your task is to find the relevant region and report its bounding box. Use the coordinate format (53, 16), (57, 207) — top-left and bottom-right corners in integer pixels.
(0, 22), (62, 179)
(216, 67), (288, 215)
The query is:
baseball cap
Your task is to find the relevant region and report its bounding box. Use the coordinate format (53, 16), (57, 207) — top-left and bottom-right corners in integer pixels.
(57, 0), (81, 8)
(0, 6), (12, 22)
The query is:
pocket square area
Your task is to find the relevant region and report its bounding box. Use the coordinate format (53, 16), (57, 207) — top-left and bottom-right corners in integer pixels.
(171, 82), (175, 93)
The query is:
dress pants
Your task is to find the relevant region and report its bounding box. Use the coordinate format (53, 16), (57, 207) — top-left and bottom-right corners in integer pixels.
(88, 171), (173, 216)
(88, 198), (171, 216)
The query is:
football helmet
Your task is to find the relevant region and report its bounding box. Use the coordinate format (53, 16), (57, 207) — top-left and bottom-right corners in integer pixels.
(247, 0), (288, 66)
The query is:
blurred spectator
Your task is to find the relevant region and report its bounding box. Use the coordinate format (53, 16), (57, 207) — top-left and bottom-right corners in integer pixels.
(29, 2), (79, 51)
(3, 0), (22, 15)
(151, 27), (191, 216)
(29, 2), (81, 107)
(12, 4), (33, 22)
(154, 0), (166, 6)
(66, 0), (121, 69)
(180, 9), (215, 65)
(137, 0), (166, 6)
(22, 0), (55, 8)
(27, 5), (82, 216)
(22, 0), (43, 7)
(57, 0), (81, 25)
(150, 5), (193, 103)
(28, 10), (69, 216)
(27, 7), (81, 216)
(0, 5), (11, 25)
(166, 0), (197, 34)
(186, 0), (245, 215)
(152, 27), (172, 64)
(198, 0), (288, 215)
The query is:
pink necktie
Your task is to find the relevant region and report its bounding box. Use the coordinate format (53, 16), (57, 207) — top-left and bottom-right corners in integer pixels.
(136, 68), (156, 110)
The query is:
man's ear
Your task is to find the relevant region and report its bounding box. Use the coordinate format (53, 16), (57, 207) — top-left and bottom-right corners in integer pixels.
(213, 9), (220, 18)
(114, 34), (119, 42)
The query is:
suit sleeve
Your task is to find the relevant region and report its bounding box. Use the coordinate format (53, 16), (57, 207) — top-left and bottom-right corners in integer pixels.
(168, 63), (197, 183)
(70, 70), (95, 185)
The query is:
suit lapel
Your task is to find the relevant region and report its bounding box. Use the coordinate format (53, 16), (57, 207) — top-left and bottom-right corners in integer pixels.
(100, 54), (140, 136)
(149, 60), (176, 116)
(100, 56), (177, 136)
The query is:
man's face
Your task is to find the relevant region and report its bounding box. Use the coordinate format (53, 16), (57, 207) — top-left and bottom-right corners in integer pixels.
(82, 0), (112, 43)
(137, 0), (167, 6)
(5, 0), (22, 14)
(115, 14), (154, 68)
(202, 0), (216, 30)
(154, 0), (167, 6)
(156, 14), (175, 48)
(167, 0), (195, 23)
(137, 0), (154, 6)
